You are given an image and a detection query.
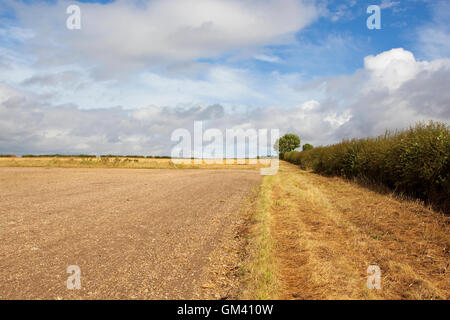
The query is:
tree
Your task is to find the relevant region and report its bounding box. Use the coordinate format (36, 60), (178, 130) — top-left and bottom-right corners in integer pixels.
(302, 143), (314, 151)
(275, 134), (300, 156)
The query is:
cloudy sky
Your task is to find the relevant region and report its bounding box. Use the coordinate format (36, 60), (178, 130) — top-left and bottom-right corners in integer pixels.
(0, 0), (449, 156)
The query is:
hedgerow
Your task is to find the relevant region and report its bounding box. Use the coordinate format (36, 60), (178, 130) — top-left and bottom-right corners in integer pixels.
(283, 121), (450, 212)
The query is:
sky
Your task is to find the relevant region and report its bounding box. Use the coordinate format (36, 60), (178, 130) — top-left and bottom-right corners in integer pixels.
(0, 0), (449, 156)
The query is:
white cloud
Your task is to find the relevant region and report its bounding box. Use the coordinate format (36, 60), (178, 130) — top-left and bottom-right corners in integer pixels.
(416, 1), (450, 60)
(1, 5), (449, 158)
(254, 54), (281, 63)
(6, 0), (317, 76)
(380, 0), (400, 9)
(326, 48), (450, 138)
(364, 48), (419, 90)
(326, 0), (358, 22)
(1, 59), (309, 111)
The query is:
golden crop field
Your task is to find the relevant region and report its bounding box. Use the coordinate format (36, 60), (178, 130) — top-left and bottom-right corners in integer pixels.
(0, 157), (272, 170)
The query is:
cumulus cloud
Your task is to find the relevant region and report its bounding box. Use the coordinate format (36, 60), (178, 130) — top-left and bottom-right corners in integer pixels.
(1, 48), (449, 155)
(3, 0), (318, 76)
(1, 1), (449, 157)
(0, 82), (229, 155)
(328, 48), (450, 138)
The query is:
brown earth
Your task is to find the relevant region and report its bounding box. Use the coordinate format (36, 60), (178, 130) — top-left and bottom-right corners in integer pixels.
(0, 167), (261, 299)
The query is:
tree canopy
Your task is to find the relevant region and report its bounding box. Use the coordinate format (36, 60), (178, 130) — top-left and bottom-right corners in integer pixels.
(275, 134), (300, 155)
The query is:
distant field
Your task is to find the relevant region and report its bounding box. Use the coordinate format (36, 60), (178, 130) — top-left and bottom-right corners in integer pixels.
(0, 157), (271, 170)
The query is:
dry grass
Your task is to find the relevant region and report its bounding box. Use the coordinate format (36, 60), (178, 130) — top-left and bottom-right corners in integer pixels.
(245, 161), (449, 299)
(0, 157), (270, 170)
(240, 176), (280, 299)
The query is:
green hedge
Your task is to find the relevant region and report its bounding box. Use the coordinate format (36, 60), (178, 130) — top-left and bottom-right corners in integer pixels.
(283, 121), (450, 212)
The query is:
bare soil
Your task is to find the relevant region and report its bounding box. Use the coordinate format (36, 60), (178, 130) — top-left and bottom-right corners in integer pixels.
(0, 167), (261, 299)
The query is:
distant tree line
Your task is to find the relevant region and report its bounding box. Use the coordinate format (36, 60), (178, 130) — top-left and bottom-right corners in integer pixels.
(15, 154), (173, 158)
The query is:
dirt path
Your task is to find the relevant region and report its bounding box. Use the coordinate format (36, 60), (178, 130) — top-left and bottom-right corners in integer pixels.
(257, 162), (449, 299)
(0, 167), (261, 299)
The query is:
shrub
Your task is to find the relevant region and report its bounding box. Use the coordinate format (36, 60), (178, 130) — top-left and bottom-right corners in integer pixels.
(282, 121), (450, 212)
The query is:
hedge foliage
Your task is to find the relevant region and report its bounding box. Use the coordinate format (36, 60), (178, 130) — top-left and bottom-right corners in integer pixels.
(283, 121), (450, 212)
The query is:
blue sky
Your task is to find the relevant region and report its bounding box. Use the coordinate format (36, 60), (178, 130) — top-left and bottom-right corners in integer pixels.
(0, 0), (449, 155)
(228, 0), (433, 77)
(0, 0), (437, 79)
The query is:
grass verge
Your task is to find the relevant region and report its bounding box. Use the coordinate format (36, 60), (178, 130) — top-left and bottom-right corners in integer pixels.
(240, 176), (279, 299)
(242, 161), (449, 299)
